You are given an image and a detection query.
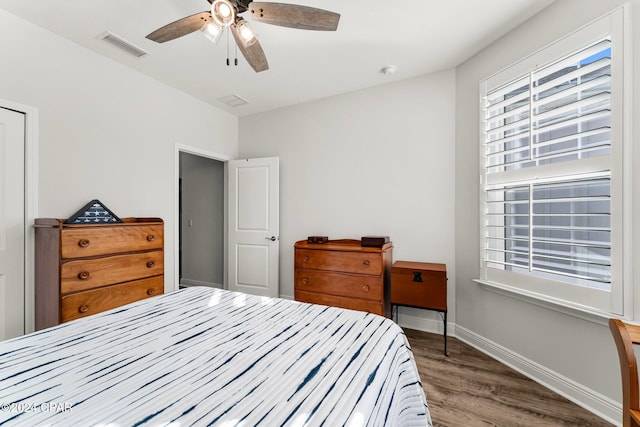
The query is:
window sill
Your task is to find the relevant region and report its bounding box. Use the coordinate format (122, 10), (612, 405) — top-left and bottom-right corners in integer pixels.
(473, 279), (612, 326)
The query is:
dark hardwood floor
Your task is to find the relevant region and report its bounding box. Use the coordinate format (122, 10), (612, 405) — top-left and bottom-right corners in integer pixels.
(404, 328), (614, 427)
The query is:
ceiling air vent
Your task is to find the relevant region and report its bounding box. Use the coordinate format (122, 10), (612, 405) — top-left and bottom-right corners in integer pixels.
(97, 31), (149, 58)
(217, 94), (250, 108)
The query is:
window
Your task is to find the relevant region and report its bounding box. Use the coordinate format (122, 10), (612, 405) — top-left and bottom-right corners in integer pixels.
(479, 10), (627, 316)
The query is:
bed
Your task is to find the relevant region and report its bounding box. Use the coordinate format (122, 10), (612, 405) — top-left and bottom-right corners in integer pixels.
(0, 286), (431, 426)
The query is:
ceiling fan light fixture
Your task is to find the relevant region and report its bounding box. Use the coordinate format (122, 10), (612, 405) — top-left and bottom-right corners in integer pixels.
(201, 21), (223, 43)
(235, 19), (257, 47)
(147, 1), (340, 73)
(211, 0), (236, 27)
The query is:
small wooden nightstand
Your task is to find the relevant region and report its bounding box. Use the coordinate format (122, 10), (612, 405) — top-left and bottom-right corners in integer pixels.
(391, 261), (448, 355)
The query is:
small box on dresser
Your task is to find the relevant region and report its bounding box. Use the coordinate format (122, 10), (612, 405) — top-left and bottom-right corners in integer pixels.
(34, 217), (164, 330)
(294, 239), (392, 317)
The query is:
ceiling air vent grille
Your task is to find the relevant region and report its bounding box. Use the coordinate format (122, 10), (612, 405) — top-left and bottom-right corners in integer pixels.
(217, 94), (250, 108)
(97, 31), (148, 58)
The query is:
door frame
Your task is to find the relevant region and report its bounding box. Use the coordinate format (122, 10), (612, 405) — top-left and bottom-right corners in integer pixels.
(0, 98), (38, 334)
(174, 143), (231, 292)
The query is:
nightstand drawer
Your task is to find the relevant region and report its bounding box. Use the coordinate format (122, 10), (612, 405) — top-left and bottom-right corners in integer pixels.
(295, 248), (382, 275)
(295, 268), (383, 301)
(61, 224), (164, 259)
(61, 276), (163, 322)
(61, 250), (164, 294)
(391, 261), (447, 311)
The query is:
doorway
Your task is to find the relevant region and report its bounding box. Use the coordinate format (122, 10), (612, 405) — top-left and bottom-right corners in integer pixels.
(176, 147), (230, 290)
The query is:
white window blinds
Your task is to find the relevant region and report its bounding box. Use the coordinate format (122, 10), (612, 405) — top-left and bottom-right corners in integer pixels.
(484, 39), (611, 175)
(482, 39), (613, 292)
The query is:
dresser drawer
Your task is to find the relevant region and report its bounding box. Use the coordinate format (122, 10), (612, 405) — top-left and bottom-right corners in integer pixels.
(61, 276), (163, 322)
(60, 224), (164, 259)
(295, 248), (382, 275)
(61, 250), (164, 294)
(295, 290), (384, 316)
(295, 269), (382, 301)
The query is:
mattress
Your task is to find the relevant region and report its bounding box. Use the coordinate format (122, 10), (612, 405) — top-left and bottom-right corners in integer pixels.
(0, 286), (431, 426)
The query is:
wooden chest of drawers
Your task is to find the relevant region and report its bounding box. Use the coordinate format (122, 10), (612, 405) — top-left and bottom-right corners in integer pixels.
(294, 239), (392, 317)
(34, 217), (164, 329)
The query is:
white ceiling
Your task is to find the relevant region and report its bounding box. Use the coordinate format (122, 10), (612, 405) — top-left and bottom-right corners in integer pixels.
(0, 0), (555, 117)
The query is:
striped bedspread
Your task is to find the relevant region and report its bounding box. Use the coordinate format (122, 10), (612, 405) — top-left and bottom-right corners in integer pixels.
(0, 287), (431, 426)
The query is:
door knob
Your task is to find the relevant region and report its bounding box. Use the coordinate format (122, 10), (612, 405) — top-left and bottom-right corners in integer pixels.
(265, 236), (277, 241)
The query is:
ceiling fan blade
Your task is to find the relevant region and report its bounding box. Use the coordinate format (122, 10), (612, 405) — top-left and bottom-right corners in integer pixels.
(146, 11), (213, 43)
(248, 2), (340, 31)
(231, 22), (269, 73)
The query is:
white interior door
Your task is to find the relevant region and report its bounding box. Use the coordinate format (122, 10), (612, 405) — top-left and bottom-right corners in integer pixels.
(228, 157), (279, 297)
(0, 107), (25, 340)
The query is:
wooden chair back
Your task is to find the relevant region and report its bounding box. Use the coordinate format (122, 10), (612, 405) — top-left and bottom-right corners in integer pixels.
(609, 318), (640, 427)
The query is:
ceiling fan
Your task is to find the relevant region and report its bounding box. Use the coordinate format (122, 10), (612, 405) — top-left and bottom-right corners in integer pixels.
(146, 0), (340, 73)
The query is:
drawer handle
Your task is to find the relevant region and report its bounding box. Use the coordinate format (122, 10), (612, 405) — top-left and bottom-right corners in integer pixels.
(302, 277), (309, 285)
(79, 304), (89, 313)
(78, 271), (90, 280)
(146, 261), (155, 268)
(362, 285), (370, 292)
(78, 239), (90, 248)
(363, 260), (370, 267)
(147, 234), (155, 242)
(147, 288), (155, 296)
(303, 256), (309, 263)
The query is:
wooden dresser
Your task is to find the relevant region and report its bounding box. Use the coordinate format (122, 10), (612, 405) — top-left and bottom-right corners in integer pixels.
(34, 217), (164, 330)
(294, 239), (392, 317)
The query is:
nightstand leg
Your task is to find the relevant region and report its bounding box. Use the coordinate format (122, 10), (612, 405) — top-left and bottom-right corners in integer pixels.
(444, 310), (448, 357)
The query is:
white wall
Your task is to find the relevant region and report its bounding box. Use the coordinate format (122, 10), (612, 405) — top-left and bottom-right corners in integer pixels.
(0, 9), (238, 293)
(455, 0), (640, 423)
(239, 71), (457, 328)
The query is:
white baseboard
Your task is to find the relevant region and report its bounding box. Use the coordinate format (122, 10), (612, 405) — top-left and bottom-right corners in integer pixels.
(455, 325), (620, 426)
(179, 278), (223, 289)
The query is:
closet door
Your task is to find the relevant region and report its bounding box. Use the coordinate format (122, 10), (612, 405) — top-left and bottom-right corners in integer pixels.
(0, 107), (25, 340)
